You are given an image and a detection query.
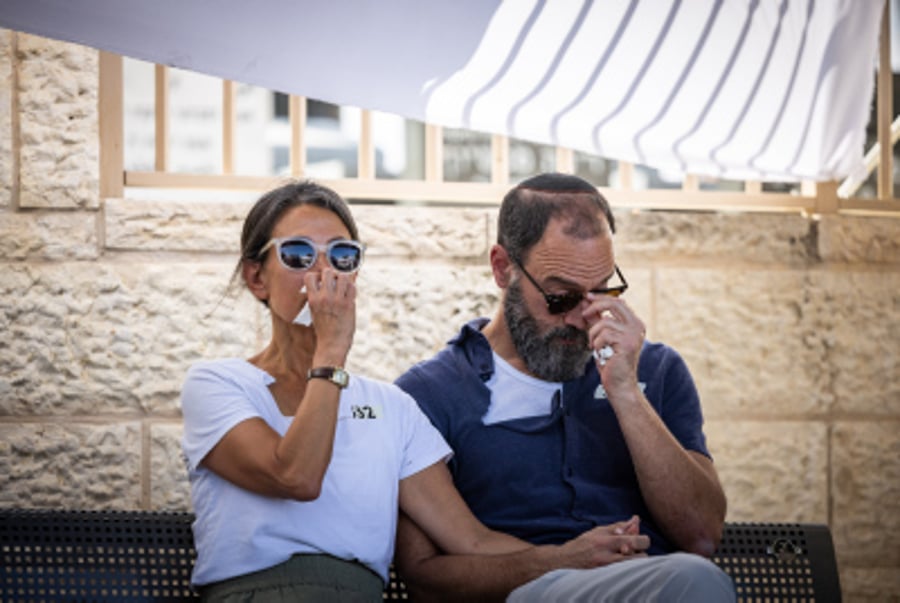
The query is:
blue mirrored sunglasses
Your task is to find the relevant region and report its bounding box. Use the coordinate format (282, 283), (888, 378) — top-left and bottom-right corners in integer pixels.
(259, 236), (365, 273)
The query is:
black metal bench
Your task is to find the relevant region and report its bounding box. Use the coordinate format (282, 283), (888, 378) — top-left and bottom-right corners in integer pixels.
(0, 508), (841, 602)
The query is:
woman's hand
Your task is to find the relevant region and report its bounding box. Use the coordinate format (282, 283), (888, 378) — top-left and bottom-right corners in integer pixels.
(303, 266), (356, 366)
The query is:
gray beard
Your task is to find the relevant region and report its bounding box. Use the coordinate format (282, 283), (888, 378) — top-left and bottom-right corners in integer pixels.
(504, 280), (592, 382)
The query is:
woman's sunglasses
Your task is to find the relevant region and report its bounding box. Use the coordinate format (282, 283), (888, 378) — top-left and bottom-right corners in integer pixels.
(515, 260), (628, 315)
(259, 236), (365, 273)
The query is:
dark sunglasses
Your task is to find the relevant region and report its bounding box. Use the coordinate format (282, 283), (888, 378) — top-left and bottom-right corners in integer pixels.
(515, 260), (628, 315)
(259, 236), (365, 273)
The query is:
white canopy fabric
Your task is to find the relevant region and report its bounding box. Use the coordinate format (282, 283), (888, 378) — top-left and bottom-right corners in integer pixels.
(0, 0), (885, 182)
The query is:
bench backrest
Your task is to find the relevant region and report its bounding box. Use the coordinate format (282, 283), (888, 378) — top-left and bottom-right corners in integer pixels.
(0, 509), (841, 602)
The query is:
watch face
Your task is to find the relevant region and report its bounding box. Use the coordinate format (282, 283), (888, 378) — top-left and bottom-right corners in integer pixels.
(332, 368), (349, 387)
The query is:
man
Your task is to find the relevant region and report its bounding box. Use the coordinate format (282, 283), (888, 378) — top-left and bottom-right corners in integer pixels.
(394, 173), (734, 601)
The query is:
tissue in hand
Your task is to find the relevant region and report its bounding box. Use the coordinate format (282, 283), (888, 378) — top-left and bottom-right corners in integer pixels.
(293, 286), (312, 326)
(293, 303), (312, 326)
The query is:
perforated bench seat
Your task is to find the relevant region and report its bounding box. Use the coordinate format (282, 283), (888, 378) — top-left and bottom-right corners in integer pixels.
(0, 509), (841, 602)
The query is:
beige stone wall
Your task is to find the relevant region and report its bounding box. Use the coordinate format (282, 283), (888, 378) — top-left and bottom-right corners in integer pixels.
(1, 31), (898, 602)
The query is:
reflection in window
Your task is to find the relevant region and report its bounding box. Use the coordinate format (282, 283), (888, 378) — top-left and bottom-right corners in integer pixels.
(304, 100), (358, 179)
(168, 67), (223, 174)
(574, 152), (612, 188)
(123, 58), (155, 172)
(443, 129), (492, 182)
(372, 111), (425, 180)
(510, 139), (555, 182)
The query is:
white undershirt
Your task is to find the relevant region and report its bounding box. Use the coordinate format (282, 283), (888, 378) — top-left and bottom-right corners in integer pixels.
(482, 352), (563, 425)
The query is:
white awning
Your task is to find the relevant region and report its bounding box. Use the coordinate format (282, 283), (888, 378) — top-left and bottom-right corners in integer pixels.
(0, 0), (885, 182)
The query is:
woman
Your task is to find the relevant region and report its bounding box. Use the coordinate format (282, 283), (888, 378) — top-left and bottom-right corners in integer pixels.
(180, 180), (529, 602)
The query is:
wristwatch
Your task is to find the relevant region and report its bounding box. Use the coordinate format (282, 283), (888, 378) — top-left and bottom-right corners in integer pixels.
(307, 366), (350, 389)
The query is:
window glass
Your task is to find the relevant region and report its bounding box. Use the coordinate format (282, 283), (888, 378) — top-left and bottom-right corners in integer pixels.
(574, 152), (612, 188)
(167, 67), (222, 174)
(306, 100), (358, 179)
(443, 128), (492, 182)
(372, 111), (425, 180)
(231, 83), (272, 176)
(122, 57), (155, 172)
(509, 139), (555, 182)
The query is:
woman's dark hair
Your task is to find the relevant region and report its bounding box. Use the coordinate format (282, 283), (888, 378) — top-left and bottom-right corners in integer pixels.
(497, 172), (615, 264)
(231, 179), (359, 293)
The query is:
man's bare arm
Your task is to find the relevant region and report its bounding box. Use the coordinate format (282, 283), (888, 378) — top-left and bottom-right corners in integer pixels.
(394, 511), (650, 602)
(585, 295), (727, 556)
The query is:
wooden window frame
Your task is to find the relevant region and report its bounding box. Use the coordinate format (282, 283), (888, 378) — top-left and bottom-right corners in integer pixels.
(99, 2), (899, 216)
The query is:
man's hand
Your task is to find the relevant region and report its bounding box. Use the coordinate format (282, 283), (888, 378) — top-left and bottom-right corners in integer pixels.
(554, 516), (649, 568)
(582, 295), (727, 557)
(583, 295), (645, 399)
(395, 514), (652, 603)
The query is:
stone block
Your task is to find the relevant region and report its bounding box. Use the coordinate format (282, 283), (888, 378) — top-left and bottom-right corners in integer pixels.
(0, 422), (141, 508)
(706, 420), (828, 523)
(350, 261), (496, 381)
(150, 422), (192, 511)
(105, 198), (247, 252)
(840, 567), (900, 603)
(614, 210), (816, 265)
(0, 30), (11, 208)
(486, 207), (498, 249)
(17, 34), (98, 209)
(819, 214), (900, 264)
(0, 262), (261, 415)
(832, 422), (900, 567)
(0, 210), (98, 260)
(353, 205), (491, 259)
(656, 269), (833, 417)
(823, 271), (900, 415)
(104, 200), (492, 260)
(620, 268), (653, 340)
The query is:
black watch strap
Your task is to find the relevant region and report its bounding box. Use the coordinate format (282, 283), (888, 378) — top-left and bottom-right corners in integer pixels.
(307, 366), (350, 389)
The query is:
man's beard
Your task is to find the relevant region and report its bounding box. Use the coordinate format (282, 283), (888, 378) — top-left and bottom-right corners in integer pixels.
(504, 280), (592, 382)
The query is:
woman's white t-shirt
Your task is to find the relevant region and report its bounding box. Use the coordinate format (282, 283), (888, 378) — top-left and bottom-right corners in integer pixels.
(181, 358), (452, 586)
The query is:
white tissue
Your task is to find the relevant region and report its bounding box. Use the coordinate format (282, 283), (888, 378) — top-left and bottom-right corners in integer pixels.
(293, 285), (312, 326)
(593, 345), (614, 366)
(293, 303), (312, 326)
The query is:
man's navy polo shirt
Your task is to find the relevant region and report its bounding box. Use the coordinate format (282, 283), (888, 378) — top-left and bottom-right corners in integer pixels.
(395, 318), (711, 554)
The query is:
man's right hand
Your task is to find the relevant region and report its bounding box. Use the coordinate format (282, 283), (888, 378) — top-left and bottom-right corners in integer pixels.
(395, 513), (651, 603)
(554, 516), (650, 568)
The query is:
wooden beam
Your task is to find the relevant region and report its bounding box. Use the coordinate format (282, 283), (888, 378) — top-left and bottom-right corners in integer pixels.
(98, 52), (124, 198)
(617, 161), (634, 191)
(358, 109), (375, 179)
(154, 64), (168, 172)
(878, 0), (893, 199)
(801, 180), (817, 197)
(124, 170), (829, 213)
(838, 196), (900, 215)
(813, 180), (840, 214)
(555, 147), (575, 173)
(744, 180), (762, 194)
(222, 80), (236, 175)
(289, 95), (306, 177)
(682, 174), (700, 193)
(839, 114), (900, 198)
(425, 124), (443, 182)
(492, 134), (509, 185)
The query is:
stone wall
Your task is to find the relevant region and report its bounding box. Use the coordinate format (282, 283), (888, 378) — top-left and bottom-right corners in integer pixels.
(1, 31), (898, 602)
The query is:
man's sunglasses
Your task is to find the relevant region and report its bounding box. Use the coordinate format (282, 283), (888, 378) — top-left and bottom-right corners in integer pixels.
(259, 236), (365, 273)
(515, 260), (628, 315)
